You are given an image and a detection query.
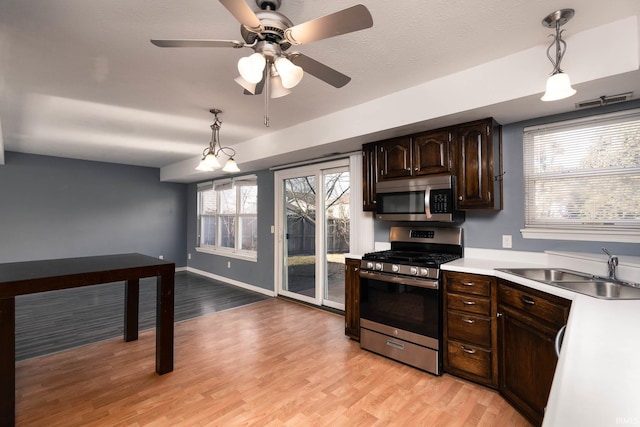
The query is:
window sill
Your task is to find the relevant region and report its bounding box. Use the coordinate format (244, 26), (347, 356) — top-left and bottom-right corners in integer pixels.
(521, 228), (640, 244)
(195, 247), (258, 262)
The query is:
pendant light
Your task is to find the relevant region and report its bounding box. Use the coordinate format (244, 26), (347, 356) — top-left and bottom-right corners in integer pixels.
(541, 9), (577, 102)
(195, 109), (240, 173)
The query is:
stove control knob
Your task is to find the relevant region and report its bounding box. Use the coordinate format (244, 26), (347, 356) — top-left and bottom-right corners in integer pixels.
(366, 261), (374, 269)
(375, 263), (383, 271)
(392, 264), (400, 273)
(410, 267), (418, 276)
(420, 268), (429, 276)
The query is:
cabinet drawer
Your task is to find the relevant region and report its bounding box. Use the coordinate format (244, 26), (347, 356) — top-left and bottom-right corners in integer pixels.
(447, 311), (491, 347)
(446, 273), (491, 296)
(447, 340), (492, 379)
(498, 283), (569, 327)
(447, 293), (490, 315)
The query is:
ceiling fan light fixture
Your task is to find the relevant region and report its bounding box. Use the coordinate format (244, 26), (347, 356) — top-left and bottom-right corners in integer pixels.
(541, 72), (576, 101)
(234, 75), (258, 94)
(274, 57), (303, 88)
(269, 72), (291, 98)
(238, 52), (266, 84)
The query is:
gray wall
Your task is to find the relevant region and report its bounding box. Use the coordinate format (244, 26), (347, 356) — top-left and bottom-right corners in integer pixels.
(375, 99), (640, 256)
(187, 169), (275, 291)
(0, 152), (188, 265)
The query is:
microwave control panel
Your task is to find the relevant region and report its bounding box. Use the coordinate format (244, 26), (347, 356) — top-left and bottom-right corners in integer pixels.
(430, 189), (453, 213)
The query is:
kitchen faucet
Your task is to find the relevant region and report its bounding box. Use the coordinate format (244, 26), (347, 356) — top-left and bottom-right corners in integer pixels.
(602, 247), (618, 280)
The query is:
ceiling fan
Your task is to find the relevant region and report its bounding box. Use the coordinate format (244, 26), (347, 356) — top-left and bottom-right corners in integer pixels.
(151, 0), (373, 125)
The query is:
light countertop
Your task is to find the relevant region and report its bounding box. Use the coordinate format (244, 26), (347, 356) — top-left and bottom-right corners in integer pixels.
(442, 255), (640, 426)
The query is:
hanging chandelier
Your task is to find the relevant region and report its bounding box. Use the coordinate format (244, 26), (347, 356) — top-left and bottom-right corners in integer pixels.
(195, 109), (240, 173)
(541, 9), (577, 102)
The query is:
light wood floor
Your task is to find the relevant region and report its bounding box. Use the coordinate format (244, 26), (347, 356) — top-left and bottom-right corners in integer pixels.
(16, 298), (531, 426)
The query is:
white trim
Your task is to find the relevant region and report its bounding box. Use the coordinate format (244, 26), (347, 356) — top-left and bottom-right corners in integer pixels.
(186, 266), (276, 297)
(195, 246), (258, 262)
(521, 228), (640, 243)
(175, 266), (188, 272)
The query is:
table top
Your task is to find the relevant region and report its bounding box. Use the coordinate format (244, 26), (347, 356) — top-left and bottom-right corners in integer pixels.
(0, 253), (174, 297)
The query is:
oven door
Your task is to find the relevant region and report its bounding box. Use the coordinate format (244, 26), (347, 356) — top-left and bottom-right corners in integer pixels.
(359, 270), (441, 340)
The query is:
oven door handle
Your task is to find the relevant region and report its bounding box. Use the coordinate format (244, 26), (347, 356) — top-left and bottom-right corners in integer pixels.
(359, 270), (439, 289)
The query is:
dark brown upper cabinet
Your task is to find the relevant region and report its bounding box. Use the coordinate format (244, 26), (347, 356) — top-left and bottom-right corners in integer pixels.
(377, 136), (412, 181)
(453, 118), (503, 210)
(361, 117), (503, 211)
(412, 128), (452, 176)
(362, 142), (378, 212)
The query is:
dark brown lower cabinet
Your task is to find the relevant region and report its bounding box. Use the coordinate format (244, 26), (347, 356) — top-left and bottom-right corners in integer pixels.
(497, 280), (571, 427)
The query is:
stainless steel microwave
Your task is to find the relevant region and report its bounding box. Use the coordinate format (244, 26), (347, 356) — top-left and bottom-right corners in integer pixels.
(375, 175), (464, 222)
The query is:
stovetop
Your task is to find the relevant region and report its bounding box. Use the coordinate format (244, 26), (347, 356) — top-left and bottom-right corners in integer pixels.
(362, 250), (461, 268)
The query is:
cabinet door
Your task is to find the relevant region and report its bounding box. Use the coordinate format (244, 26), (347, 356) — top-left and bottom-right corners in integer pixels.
(454, 119), (502, 210)
(344, 258), (360, 340)
(362, 143), (377, 212)
(377, 136), (412, 181)
(412, 129), (451, 175)
(498, 304), (560, 426)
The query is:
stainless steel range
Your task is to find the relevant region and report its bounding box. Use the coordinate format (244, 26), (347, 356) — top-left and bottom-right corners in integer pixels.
(359, 226), (463, 375)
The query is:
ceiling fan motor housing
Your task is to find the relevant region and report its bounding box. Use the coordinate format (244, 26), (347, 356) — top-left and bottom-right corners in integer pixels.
(241, 10), (293, 50)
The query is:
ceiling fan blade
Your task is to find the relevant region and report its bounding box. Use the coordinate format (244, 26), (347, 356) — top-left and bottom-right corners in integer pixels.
(151, 39), (244, 48)
(284, 4), (373, 45)
(219, 0), (264, 33)
(289, 53), (351, 88)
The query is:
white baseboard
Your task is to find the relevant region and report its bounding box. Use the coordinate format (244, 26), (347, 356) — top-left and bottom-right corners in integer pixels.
(185, 267), (276, 297)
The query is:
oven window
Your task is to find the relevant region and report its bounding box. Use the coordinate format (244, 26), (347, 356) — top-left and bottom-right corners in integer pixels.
(377, 191), (425, 214)
(360, 276), (440, 338)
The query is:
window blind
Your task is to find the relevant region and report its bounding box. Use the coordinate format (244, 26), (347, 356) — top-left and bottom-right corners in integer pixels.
(523, 108), (640, 231)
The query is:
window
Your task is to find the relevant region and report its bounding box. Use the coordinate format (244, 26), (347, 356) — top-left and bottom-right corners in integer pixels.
(522, 108), (640, 243)
(197, 175), (258, 258)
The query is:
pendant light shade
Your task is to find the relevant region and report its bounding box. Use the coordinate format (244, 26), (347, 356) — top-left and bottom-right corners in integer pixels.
(222, 157), (240, 173)
(541, 72), (576, 101)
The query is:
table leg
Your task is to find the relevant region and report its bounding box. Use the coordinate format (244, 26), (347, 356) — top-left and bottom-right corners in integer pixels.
(156, 271), (174, 375)
(124, 279), (139, 342)
(0, 297), (16, 427)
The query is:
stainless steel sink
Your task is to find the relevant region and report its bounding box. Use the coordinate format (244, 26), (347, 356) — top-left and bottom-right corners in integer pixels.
(496, 268), (640, 300)
(551, 280), (640, 299)
(497, 268), (594, 282)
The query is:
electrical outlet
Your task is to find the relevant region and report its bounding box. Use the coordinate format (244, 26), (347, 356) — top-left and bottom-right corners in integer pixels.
(159, 255), (164, 260)
(188, 253), (192, 260)
(227, 261), (231, 269)
(502, 235), (512, 249)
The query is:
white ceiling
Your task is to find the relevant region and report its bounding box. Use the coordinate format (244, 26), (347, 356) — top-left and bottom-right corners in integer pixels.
(1, 0), (639, 182)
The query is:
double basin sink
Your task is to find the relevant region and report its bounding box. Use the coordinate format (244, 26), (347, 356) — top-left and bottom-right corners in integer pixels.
(496, 268), (640, 300)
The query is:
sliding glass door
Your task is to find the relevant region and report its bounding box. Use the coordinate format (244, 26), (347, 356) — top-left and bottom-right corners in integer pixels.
(275, 160), (350, 309)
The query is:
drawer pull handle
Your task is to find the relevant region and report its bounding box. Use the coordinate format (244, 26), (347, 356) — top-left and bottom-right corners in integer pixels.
(386, 340), (405, 351)
(461, 282), (474, 287)
(521, 295), (536, 305)
(461, 345), (476, 354)
(462, 318), (475, 324)
(462, 301), (476, 306)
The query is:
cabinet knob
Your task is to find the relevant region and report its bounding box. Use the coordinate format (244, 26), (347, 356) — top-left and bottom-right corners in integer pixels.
(458, 196), (463, 201)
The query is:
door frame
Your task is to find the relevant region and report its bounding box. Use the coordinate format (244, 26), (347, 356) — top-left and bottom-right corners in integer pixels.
(274, 159), (349, 308)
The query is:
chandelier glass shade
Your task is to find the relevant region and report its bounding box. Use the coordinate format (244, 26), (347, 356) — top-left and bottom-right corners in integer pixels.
(195, 109), (240, 173)
(541, 9), (576, 102)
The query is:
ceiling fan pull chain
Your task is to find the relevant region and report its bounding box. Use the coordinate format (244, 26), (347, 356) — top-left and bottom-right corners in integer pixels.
(264, 67), (270, 127)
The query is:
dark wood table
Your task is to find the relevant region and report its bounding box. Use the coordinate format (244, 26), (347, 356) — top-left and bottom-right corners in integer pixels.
(0, 253), (175, 426)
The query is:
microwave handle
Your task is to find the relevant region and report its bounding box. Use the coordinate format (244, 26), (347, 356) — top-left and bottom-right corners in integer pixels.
(424, 185), (432, 219)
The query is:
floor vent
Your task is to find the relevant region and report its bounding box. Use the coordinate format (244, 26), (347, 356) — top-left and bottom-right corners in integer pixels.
(575, 92), (633, 109)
